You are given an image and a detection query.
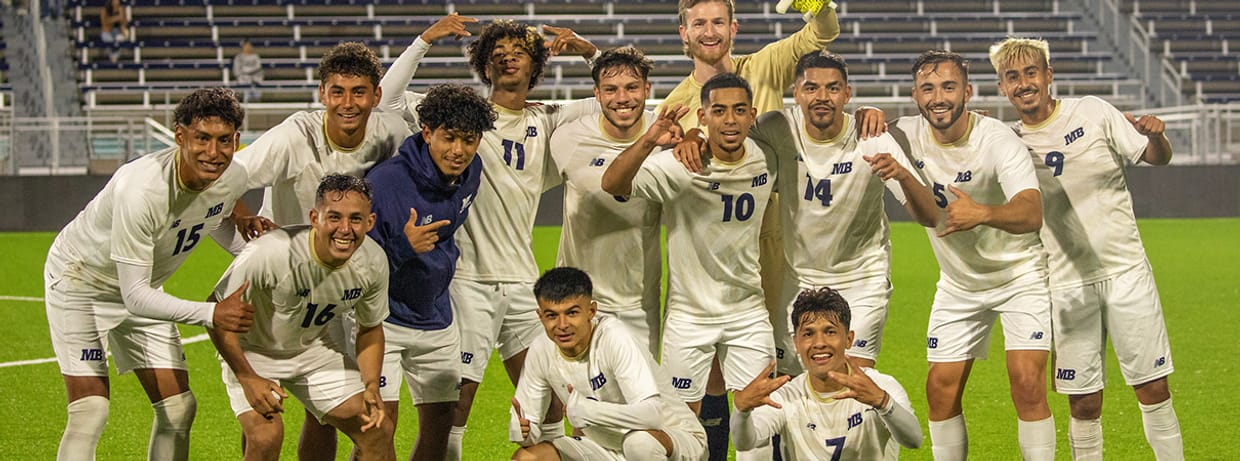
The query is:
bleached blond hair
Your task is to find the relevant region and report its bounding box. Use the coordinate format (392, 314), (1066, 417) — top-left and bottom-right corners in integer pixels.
(988, 37), (1051, 73)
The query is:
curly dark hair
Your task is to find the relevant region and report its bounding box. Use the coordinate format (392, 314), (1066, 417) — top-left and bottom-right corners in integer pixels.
(416, 84), (497, 135)
(534, 267), (593, 303)
(317, 42), (383, 87)
(315, 173), (373, 206)
(173, 87), (244, 130)
(795, 50), (850, 83)
(912, 49), (970, 83)
(466, 20), (548, 90)
(591, 46), (653, 85)
(791, 287), (851, 332)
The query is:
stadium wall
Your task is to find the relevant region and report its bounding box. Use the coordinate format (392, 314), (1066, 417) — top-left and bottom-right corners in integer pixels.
(4, 165), (1239, 231)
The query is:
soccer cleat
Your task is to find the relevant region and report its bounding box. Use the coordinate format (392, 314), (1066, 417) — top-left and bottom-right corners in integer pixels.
(776, 0), (827, 17)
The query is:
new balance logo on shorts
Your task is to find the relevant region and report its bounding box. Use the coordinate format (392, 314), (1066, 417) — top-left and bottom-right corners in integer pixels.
(927, 337), (938, 349)
(1056, 368), (1076, 380)
(847, 412), (863, 430)
(671, 377), (692, 389)
(461, 352), (474, 364)
(80, 348), (104, 361)
(590, 372), (607, 391)
(1155, 356), (1167, 367)
(1030, 331), (1044, 340)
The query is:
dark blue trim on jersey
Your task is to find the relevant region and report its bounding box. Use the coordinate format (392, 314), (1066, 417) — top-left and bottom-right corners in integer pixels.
(366, 131), (481, 331)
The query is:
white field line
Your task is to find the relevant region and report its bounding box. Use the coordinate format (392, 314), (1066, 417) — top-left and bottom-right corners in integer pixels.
(0, 334), (210, 369)
(0, 295), (44, 302)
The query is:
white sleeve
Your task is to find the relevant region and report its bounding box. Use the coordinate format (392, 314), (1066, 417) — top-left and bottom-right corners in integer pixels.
(509, 344), (554, 446)
(630, 150), (691, 204)
(731, 394), (787, 452)
(352, 256), (390, 328)
(569, 393), (663, 430)
(117, 261), (216, 327)
(567, 325), (662, 429)
(208, 217), (248, 256)
(992, 128), (1040, 201)
(870, 370), (923, 449)
(234, 122), (297, 190)
(866, 134), (922, 204)
(547, 97), (601, 132)
(1095, 97), (1149, 164)
(378, 37), (430, 124)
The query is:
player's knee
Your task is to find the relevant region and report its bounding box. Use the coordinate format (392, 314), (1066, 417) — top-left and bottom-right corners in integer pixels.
(1068, 392), (1104, 420)
(152, 391), (196, 432)
(623, 431), (670, 460)
(65, 395), (110, 435)
(1134, 377), (1171, 404)
(510, 446), (539, 461)
(243, 424), (283, 458)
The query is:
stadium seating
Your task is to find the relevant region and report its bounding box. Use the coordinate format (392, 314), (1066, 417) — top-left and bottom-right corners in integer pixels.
(66, 0), (1144, 110)
(1119, 0), (1240, 102)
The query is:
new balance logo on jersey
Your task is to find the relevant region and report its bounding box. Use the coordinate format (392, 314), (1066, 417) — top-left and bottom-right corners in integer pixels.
(80, 348), (104, 361)
(589, 157), (605, 167)
(461, 352), (474, 364)
(915, 160), (925, 169)
(831, 162), (853, 175)
(1030, 331), (1044, 340)
(590, 372), (608, 391)
(342, 288), (362, 301)
(795, 154), (804, 162)
(421, 214), (434, 225)
(806, 423), (817, 430)
(846, 412), (863, 430)
(1154, 356), (1167, 367)
(1056, 368), (1076, 380)
(525, 126), (538, 138)
(296, 288), (310, 297)
(708, 182), (720, 190)
(1064, 127), (1085, 145)
(927, 337), (939, 349)
(751, 174), (768, 187)
(205, 203), (224, 219)
(854, 339), (868, 348)
(671, 377), (693, 389)
(170, 219), (181, 229)
(461, 194), (474, 213)
(955, 171), (973, 182)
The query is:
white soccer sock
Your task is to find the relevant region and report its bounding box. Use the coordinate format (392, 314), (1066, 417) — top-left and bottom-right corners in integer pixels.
(1017, 416), (1056, 461)
(1068, 417), (1103, 461)
(58, 395), (109, 461)
(149, 391), (196, 461)
(623, 431), (669, 461)
(1139, 398), (1184, 461)
(929, 414), (968, 461)
(446, 426), (466, 461)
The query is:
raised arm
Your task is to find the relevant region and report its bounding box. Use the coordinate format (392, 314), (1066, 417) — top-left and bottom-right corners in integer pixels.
(1126, 113), (1173, 165)
(601, 105), (688, 196)
(378, 13), (479, 118)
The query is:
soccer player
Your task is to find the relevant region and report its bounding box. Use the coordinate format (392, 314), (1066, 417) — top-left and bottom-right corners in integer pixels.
(550, 46), (678, 358)
(364, 84), (496, 461)
(510, 267), (706, 461)
(207, 174), (392, 461)
(889, 50), (1055, 460)
(602, 73), (776, 461)
(659, 3), (843, 452)
(378, 19), (600, 457)
(990, 38), (1183, 460)
(230, 41), (410, 237)
(732, 287), (923, 460)
(227, 41), (410, 457)
(44, 87), (254, 461)
(679, 51), (939, 374)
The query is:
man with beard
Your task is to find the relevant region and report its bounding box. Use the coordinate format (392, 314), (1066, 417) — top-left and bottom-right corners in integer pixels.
(603, 73), (776, 461)
(208, 174), (393, 461)
(377, 18), (600, 459)
(889, 50), (1055, 461)
(990, 37), (1182, 460)
(550, 46), (684, 358)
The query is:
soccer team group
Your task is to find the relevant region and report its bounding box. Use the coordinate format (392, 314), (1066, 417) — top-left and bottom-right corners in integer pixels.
(43, 0), (1187, 460)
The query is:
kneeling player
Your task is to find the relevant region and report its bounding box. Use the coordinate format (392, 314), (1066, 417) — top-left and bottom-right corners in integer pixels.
(510, 267), (706, 461)
(732, 287), (922, 460)
(207, 174), (393, 461)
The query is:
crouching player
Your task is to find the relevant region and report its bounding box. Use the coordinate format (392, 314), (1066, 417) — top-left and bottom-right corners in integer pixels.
(510, 267), (707, 461)
(207, 174), (394, 461)
(732, 287), (923, 460)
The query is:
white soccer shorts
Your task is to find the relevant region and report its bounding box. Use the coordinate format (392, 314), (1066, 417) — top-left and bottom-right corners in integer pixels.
(661, 308), (775, 402)
(549, 427), (706, 461)
(450, 278), (542, 382)
(926, 271), (1053, 362)
(45, 260), (187, 376)
(1051, 260), (1174, 394)
(220, 343), (364, 422)
(775, 276), (892, 374)
(379, 322), (461, 404)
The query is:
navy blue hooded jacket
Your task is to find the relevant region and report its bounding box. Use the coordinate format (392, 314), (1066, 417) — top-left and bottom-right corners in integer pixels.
(366, 131), (481, 330)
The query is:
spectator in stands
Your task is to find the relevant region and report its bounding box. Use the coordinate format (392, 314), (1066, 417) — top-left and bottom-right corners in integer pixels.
(99, 0), (128, 63)
(232, 39), (264, 102)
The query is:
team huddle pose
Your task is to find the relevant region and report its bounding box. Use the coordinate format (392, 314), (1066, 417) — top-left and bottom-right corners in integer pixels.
(44, 0), (1184, 460)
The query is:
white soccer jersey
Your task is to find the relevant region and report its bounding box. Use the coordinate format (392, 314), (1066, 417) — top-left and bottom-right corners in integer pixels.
(893, 113), (1045, 290)
(49, 147), (248, 301)
(1014, 96), (1151, 287)
(745, 369), (913, 460)
(752, 111), (917, 287)
(211, 225), (390, 356)
(513, 316), (701, 451)
(551, 114), (662, 312)
(629, 140), (773, 322)
(233, 110), (410, 226)
(454, 101), (595, 282)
